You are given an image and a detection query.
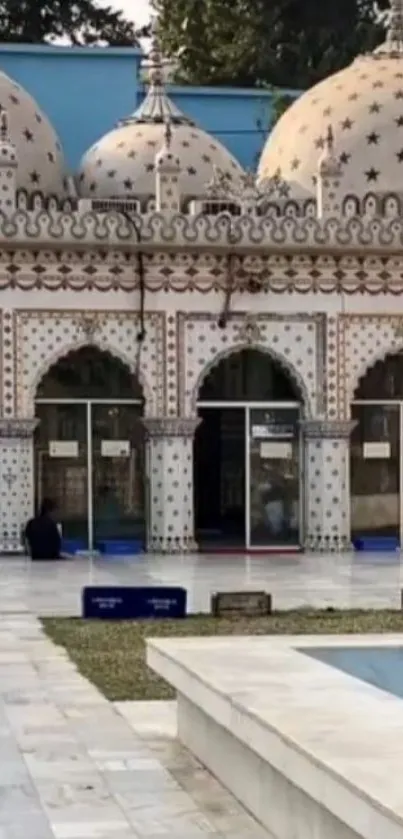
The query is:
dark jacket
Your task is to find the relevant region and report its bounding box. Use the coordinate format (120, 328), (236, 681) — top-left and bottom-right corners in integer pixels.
(25, 513), (61, 560)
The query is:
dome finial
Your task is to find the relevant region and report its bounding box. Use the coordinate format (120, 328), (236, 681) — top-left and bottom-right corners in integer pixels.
(164, 116), (172, 149)
(387, 0), (403, 48)
(119, 15), (194, 128)
(148, 16), (164, 87)
(0, 108), (9, 143)
(375, 0), (403, 55)
(325, 124), (334, 154)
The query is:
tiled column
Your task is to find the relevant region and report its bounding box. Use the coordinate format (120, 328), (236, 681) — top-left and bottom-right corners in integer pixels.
(143, 418), (200, 554)
(301, 419), (356, 553)
(0, 419), (38, 553)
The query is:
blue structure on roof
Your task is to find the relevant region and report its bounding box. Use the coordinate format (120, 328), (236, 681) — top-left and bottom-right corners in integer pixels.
(0, 43), (298, 171)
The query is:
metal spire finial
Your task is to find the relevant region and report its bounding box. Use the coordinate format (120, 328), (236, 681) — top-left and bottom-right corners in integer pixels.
(374, 0), (403, 55)
(0, 108), (9, 143)
(325, 125), (334, 153)
(147, 16), (164, 88)
(164, 116), (172, 149)
(119, 15), (194, 128)
(387, 0), (403, 47)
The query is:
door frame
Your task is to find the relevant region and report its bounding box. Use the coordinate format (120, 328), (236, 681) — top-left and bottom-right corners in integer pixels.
(197, 400), (303, 551)
(35, 397), (143, 551)
(351, 399), (403, 546)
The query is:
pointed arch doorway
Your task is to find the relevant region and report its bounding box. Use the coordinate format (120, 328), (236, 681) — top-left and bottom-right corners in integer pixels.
(194, 348), (304, 551)
(34, 346), (146, 552)
(351, 352), (403, 547)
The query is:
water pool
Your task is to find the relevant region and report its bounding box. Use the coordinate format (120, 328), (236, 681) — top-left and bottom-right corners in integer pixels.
(300, 646), (403, 699)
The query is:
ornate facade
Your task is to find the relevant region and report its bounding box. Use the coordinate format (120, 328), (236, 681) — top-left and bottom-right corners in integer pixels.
(1, 7), (403, 554)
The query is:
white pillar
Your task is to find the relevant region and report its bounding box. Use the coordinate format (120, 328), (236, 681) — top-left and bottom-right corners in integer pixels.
(301, 419), (356, 552)
(143, 418), (200, 553)
(0, 419), (38, 553)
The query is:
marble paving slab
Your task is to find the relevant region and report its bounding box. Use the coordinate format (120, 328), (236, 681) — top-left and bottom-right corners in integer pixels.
(0, 611), (273, 838)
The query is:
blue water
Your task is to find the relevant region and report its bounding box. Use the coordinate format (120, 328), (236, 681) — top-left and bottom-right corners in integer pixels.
(300, 646), (403, 699)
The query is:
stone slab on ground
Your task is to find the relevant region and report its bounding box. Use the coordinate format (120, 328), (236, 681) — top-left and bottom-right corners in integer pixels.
(148, 633), (403, 839)
(0, 613), (273, 839)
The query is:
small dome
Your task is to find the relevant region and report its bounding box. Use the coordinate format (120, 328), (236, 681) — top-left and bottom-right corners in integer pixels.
(257, 1), (403, 200)
(0, 71), (68, 198)
(77, 23), (243, 207)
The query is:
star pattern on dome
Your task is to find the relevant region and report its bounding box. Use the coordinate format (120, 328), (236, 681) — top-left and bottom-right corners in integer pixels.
(77, 19), (244, 203)
(78, 121), (244, 203)
(258, 49), (403, 200)
(0, 72), (68, 195)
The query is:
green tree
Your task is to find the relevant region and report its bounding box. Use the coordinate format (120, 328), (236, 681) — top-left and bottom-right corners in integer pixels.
(150, 0), (389, 89)
(0, 0), (142, 45)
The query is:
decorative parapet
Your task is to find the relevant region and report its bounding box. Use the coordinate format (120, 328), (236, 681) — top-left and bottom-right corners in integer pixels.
(142, 417), (200, 438)
(0, 418), (38, 438)
(300, 419), (357, 440)
(2, 209), (403, 254)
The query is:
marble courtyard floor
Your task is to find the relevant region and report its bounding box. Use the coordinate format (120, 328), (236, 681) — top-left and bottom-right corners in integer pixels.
(0, 550), (402, 615)
(0, 551), (401, 838)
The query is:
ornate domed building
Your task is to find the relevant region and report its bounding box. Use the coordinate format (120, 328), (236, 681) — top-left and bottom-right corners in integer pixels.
(258, 1), (403, 203)
(0, 70), (68, 199)
(1, 7), (403, 558)
(77, 32), (243, 209)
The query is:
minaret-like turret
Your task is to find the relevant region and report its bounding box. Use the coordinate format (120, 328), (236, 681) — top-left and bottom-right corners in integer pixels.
(155, 118), (181, 212)
(0, 109), (17, 215)
(316, 125), (343, 219)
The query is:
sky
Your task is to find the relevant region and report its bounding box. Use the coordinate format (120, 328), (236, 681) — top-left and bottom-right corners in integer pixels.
(111, 0), (151, 27)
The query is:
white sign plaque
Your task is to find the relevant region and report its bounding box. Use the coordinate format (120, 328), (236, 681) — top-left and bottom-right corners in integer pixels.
(363, 441), (391, 460)
(101, 439), (130, 458)
(260, 441), (293, 460)
(49, 440), (79, 458)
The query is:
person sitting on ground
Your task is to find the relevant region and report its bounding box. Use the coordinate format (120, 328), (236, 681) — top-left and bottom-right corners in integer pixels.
(25, 498), (62, 561)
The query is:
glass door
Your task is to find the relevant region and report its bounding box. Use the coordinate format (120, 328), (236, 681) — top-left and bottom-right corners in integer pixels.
(91, 402), (145, 547)
(350, 403), (400, 543)
(246, 406), (301, 548)
(35, 402), (88, 547)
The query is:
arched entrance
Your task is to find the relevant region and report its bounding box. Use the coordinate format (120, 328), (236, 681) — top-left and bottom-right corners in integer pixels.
(194, 348), (304, 550)
(34, 346), (145, 552)
(351, 353), (403, 546)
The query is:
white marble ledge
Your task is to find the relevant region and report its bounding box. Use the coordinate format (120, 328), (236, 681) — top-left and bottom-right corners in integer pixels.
(147, 634), (403, 839)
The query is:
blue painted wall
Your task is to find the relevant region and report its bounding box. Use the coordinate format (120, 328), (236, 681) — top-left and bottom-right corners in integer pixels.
(138, 85), (284, 170)
(0, 44), (298, 172)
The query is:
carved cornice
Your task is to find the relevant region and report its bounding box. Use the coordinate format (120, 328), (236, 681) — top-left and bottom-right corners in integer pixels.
(301, 419), (357, 440)
(142, 417), (201, 438)
(0, 419), (39, 438)
(2, 250), (403, 294)
(2, 210), (403, 256)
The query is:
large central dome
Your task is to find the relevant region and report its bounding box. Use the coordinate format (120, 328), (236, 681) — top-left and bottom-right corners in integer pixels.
(258, 1), (403, 199)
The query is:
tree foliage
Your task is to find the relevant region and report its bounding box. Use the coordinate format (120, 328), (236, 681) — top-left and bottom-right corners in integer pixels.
(0, 0), (140, 45)
(150, 0), (390, 89)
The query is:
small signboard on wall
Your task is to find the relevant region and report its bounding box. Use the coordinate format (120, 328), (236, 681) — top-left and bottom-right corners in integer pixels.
(49, 441), (79, 458)
(363, 441), (391, 460)
(260, 441), (293, 460)
(101, 440), (130, 458)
